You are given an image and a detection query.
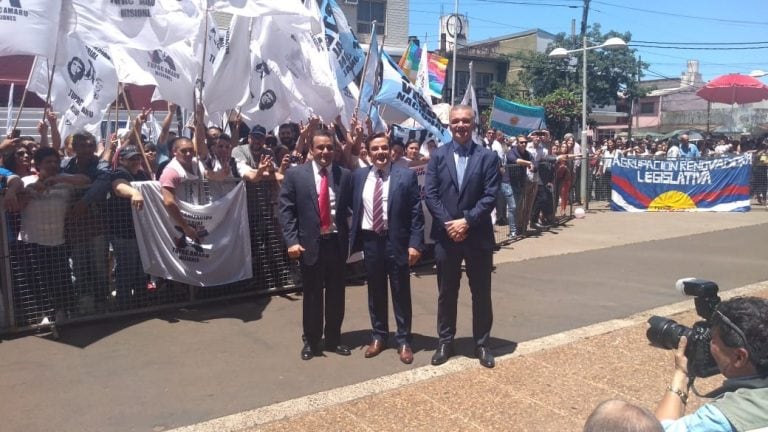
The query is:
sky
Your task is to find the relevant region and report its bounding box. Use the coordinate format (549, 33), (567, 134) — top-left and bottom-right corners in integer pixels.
(408, 0), (768, 84)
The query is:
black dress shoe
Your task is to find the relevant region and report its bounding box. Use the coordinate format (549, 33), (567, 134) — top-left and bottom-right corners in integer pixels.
(301, 343), (314, 360)
(328, 344), (351, 356)
(431, 343), (453, 366)
(475, 346), (495, 368)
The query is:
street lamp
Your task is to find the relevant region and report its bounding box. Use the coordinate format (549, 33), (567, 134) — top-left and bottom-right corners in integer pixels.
(549, 37), (627, 206)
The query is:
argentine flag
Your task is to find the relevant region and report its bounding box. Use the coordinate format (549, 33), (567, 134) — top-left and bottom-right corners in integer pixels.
(490, 96), (546, 137)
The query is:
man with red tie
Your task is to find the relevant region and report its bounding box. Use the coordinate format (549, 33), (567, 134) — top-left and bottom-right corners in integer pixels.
(278, 129), (353, 360)
(349, 133), (424, 364)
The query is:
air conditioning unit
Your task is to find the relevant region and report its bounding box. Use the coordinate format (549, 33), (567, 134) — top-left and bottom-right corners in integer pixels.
(345, 0), (359, 4)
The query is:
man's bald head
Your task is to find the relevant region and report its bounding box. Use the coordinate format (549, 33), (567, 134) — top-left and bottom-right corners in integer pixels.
(583, 399), (662, 432)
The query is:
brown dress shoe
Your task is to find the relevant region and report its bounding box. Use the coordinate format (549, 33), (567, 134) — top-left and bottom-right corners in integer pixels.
(398, 344), (414, 364)
(364, 339), (385, 358)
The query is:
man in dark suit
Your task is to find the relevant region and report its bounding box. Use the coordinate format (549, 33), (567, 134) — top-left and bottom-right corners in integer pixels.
(349, 133), (424, 364)
(424, 104), (501, 368)
(278, 129), (353, 360)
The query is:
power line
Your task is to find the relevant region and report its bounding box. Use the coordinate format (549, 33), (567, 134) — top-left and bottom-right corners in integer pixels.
(592, 0), (768, 26)
(634, 40), (768, 46)
(630, 44), (768, 51)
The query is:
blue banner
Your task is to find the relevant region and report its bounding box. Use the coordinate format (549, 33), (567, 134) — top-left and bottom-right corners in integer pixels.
(374, 53), (452, 144)
(319, 0), (365, 89)
(610, 155), (752, 212)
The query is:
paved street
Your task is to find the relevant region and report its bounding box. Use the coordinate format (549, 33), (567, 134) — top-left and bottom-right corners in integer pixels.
(1, 211), (766, 432)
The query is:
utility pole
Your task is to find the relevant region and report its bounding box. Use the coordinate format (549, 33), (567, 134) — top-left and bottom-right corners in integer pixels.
(579, 0), (591, 207)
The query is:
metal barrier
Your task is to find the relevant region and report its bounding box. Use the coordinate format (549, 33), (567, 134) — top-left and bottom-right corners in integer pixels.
(0, 179), (297, 333)
(493, 160), (576, 244)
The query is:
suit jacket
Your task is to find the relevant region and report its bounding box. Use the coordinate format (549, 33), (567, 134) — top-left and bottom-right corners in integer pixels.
(424, 140), (500, 250)
(278, 162), (352, 266)
(349, 164), (424, 266)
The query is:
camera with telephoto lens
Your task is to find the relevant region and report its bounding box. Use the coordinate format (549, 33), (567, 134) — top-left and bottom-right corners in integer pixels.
(646, 278), (721, 378)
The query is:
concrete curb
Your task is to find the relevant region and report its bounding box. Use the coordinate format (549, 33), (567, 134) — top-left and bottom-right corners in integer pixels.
(167, 280), (768, 432)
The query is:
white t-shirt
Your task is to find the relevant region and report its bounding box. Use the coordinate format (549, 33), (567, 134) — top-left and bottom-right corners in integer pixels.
(18, 176), (74, 246)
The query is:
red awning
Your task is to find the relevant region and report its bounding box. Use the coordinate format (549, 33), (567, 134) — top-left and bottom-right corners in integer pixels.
(0, 55), (35, 85)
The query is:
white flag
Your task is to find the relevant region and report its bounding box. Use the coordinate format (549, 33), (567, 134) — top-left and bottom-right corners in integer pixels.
(132, 181), (253, 287)
(203, 15), (251, 114)
(241, 14), (343, 127)
(206, 0), (311, 18)
(27, 35), (118, 140)
(0, 0), (61, 58)
(460, 62), (481, 143)
(111, 42), (199, 111)
(416, 42), (433, 108)
(72, 0), (201, 49)
(240, 18), (298, 129)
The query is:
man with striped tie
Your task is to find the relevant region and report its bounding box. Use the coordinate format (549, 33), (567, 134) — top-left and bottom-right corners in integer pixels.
(349, 133), (424, 364)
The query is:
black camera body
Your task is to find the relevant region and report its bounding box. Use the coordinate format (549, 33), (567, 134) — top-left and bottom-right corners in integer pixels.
(646, 278), (721, 378)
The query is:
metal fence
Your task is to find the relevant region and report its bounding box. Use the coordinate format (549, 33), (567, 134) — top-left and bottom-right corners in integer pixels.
(493, 161), (576, 244)
(0, 179), (296, 333)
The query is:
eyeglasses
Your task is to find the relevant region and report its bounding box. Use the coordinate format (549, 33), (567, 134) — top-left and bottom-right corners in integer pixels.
(713, 310), (749, 350)
(16, 151), (29, 157)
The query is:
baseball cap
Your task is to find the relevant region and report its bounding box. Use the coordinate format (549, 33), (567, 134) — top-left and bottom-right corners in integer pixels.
(118, 145), (141, 159)
(249, 125), (267, 137)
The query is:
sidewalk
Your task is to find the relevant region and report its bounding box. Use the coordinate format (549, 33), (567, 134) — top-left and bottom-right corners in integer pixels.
(173, 282), (768, 432)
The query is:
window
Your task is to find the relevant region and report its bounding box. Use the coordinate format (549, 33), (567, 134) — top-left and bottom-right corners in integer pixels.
(475, 72), (493, 98)
(357, 0), (386, 35)
(640, 102), (655, 114)
(454, 71), (469, 98)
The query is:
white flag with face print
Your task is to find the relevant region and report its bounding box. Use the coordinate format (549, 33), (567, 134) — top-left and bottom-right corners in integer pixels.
(0, 0), (62, 58)
(27, 35), (118, 140)
(111, 42), (199, 111)
(206, 0), (311, 18)
(72, 0), (201, 49)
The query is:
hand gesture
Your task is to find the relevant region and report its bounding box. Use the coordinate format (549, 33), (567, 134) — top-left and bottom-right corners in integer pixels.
(167, 101), (177, 113)
(45, 107), (57, 126)
(37, 120), (48, 136)
(131, 191), (145, 210)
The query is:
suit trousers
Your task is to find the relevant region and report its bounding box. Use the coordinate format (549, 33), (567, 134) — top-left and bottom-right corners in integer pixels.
(300, 236), (346, 348)
(362, 231), (412, 346)
(435, 240), (493, 347)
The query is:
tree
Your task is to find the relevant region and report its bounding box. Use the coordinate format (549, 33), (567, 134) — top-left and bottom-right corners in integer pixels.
(537, 88), (582, 140)
(484, 24), (647, 137)
(518, 24), (647, 106)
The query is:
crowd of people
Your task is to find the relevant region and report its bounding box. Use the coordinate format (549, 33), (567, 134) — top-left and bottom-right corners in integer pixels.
(1, 102), (767, 431)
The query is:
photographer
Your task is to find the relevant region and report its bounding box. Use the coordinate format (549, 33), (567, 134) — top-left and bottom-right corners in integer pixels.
(655, 296), (768, 431)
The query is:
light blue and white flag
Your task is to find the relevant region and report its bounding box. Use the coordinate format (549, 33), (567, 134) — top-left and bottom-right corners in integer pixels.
(319, 0), (364, 89)
(490, 96), (546, 137)
(375, 53), (452, 144)
(358, 23), (380, 120)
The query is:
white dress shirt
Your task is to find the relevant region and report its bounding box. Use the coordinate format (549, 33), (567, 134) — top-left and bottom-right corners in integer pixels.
(362, 164), (390, 231)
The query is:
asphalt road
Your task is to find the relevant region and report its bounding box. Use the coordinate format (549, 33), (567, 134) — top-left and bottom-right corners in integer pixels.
(1, 217), (766, 432)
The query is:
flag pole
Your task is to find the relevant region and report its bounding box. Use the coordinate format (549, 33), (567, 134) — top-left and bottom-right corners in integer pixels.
(354, 20), (377, 117)
(11, 58), (37, 134)
(120, 83), (152, 174)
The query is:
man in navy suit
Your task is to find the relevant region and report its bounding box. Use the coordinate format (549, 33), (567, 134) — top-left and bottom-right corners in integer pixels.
(349, 133), (424, 364)
(278, 129), (353, 360)
(425, 104), (501, 368)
